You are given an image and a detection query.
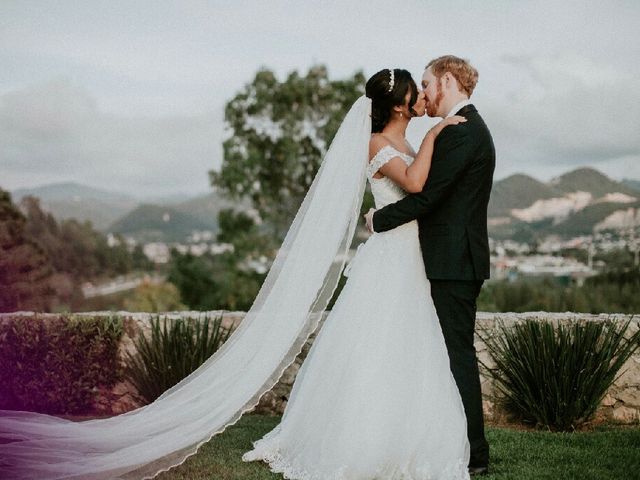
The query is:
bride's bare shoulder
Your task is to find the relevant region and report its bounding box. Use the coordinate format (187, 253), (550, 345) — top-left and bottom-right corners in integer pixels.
(369, 134), (392, 162)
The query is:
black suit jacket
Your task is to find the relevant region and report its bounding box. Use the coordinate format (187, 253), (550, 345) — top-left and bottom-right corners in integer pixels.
(372, 104), (495, 280)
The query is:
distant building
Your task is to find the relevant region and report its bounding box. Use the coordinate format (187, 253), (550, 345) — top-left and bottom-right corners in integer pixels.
(491, 254), (596, 284)
(143, 242), (170, 264)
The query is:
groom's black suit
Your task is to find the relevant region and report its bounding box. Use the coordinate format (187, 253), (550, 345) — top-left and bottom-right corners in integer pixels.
(372, 104), (494, 467)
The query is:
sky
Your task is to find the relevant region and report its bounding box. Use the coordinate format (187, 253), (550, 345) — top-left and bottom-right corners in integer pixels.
(2, 0), (639, 198)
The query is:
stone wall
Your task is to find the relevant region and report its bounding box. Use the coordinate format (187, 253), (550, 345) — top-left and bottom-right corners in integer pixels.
(2, 311), (638, 423)
(474, 312), (640, 424)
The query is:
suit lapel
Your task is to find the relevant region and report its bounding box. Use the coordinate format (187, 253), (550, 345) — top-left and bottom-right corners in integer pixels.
(431, 104), (477, 163)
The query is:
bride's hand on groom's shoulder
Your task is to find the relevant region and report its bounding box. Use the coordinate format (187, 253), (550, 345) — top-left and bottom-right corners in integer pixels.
(426, 115), (467, 140)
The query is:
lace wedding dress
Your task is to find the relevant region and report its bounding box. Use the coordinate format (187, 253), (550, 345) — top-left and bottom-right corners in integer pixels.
(242, 144), (471, 480)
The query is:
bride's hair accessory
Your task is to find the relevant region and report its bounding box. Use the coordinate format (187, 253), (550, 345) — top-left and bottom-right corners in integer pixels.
(366, 69), (418, 133)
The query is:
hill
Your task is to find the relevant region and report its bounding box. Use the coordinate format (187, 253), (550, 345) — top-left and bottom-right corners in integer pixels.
(12, 167), (639, 243)
(9, 182), (254, 241)
(172, 190), (249, 227)
(550, 168), (639, 197)
(12, 182), (138, 230)
(13, 182), (135, 203)
(623, 178), (640, 193)
(489, 168), (639, 240)
(108, 204), (213, 242)
(542, 201), (640, 237)
(488, 174), (561, 217)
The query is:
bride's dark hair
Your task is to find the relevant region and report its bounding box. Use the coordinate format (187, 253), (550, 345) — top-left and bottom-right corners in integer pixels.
(365, 68), (418, 133)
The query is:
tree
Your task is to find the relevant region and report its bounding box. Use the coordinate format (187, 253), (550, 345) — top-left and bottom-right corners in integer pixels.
(94, 232), (132, 276)
(210, 65), (368, 241)
(167, 248), (267, 312)
(216, 208), (274, 259)
(167, 251), (219, 310)
(21, 196), (147, 280)
(212, 209), (271, 310)
(123, 281), (186, 312)
(0, 189), (54, 312)
(200, 65), (376, 311)
(131, 243), (154, 271)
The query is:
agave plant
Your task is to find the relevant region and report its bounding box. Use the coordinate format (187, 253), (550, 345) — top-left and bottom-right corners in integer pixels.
(123, 314), (234, 403)
(479, 318), (640, 431)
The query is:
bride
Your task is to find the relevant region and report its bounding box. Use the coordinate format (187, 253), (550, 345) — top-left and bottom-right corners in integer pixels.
(0, 69), (468, 480)
(241, 68), (470, 479)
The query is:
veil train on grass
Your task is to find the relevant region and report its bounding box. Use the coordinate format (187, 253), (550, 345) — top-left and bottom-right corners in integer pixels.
(0, 95), (372, 480)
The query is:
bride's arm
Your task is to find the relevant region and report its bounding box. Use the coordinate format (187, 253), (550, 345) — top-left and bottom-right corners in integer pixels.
(374, 115), (466, 193)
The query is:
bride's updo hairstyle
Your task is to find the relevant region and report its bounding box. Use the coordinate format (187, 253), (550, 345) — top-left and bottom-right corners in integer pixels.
(365, 68), (418, 133)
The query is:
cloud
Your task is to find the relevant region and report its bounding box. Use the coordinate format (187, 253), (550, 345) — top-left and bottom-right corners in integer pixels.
(475, 54), (640, 180)
(0, 78), (223, 196)
(2, 1), (639, 190)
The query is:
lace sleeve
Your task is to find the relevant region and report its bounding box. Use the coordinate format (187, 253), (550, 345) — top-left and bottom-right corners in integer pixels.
(367, 145), (402, 177)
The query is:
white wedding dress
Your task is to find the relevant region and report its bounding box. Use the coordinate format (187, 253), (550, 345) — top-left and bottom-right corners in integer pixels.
(0, 97), (469, 480)
(242, 144), (471, 480)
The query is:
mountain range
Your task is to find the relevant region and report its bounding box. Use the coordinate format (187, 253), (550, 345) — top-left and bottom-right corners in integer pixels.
(623, 178), (640, 192)
(488, 168), (640, 241)
(108, 193), (247, 242)
(12, 182), (139, 230)
(10, 182), (242, 240)
(9, 167), (640, 243)
(108, 204), (215, 243)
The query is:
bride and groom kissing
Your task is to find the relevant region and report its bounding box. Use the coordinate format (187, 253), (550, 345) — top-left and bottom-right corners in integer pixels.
(242, 55), (495, 478)
(0, 55), (494, 480)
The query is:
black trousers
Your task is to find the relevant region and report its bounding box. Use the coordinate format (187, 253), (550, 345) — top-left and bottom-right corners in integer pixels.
(429, 279), (489, 467)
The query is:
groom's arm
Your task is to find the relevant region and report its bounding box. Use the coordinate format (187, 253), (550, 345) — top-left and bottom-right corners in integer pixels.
(372, 126), (474, 233)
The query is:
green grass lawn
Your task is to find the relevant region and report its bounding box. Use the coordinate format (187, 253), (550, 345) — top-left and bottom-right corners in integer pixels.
(155, 414), (640, 480)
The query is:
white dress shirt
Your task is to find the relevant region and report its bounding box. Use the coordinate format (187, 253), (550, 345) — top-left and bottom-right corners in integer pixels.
(446, 98), (472, 118)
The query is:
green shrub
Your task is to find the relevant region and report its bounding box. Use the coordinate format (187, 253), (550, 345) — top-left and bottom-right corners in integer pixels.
(0, 314), (123, 414)
(123, 314), (234, 403)
(479, 319), (640, 431)
(477, 272), (640, 314)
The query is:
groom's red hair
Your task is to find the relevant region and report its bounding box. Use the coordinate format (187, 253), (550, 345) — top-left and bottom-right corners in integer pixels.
(426, 55), (479, 97)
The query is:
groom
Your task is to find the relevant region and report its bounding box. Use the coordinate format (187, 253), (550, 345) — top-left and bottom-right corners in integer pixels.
(365, 55), (494, 476)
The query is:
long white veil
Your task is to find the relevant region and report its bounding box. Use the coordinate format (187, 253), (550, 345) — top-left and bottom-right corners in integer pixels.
(0, 95), (372, 479)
